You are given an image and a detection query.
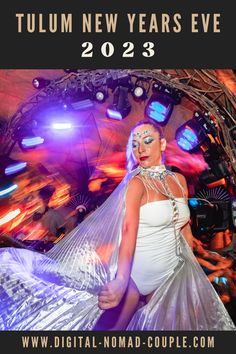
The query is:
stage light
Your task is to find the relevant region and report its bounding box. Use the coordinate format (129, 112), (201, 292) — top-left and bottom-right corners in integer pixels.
(0, 156), (27, 176)
(145, 82), (181, 125)
(145, 95), (174, 124)
(71, 99), (94, 110)
(106, 86), (131, 120)
(175, 114), (208, 152)
(0, 208), (21, 226)
(189, 198), (201, 208)
(20, 136), (44, 149)
(14, 120), (44, 151)
(15, 125), (44, 151)
(0, 181), (18, 198)
(32, 77), (51, 89)
(132, 85), (147, 101)
(94, 89), (108, 103)
(51, 122), (72, 130)
(106, 108), (123, 120)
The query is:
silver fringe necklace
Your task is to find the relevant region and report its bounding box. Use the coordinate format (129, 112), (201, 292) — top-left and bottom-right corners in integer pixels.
(139, 165), (182, 255)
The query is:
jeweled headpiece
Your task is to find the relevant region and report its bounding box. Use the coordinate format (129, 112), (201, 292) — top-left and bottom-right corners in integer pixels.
(133, 129), (151, 139)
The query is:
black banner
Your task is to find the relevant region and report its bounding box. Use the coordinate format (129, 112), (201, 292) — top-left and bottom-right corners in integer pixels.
(0, 0), (234, 68)
(1, 331), (236, 354)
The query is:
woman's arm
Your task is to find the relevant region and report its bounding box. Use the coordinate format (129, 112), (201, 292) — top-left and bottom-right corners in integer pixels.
(98, 176), (144, 310)
(174, 172), (194, 248)
(181, 222), (193, 248)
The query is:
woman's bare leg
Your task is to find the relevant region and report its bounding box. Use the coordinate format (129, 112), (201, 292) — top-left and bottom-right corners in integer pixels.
(94, 278), (140, 330)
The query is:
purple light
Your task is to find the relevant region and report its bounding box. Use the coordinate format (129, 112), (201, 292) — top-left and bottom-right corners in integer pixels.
(106, 108), (123, 120)
(5, 162), (27, 176)
(21, 137), (44, 148)
(52, 122), (72, 130)
(71, 99), (94, 110)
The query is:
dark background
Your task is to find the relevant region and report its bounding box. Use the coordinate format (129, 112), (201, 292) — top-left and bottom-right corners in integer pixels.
(0, 0), (234, 68)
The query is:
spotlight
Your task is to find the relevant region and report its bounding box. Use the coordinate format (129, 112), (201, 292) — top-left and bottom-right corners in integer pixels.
(51, 122), (72, 130)
(32, 77), (51, 89)
(145, 83), (181, 125)
(19, 136), (44, 150)
(14, 121), (44, 151)
(175, 112), (210, 152)
(106, 86), (131, 120)
(94, 89), (108, 103)
(176, 121), (205, 151)
(0, 208), (21, 226)
(145, 94), (174, 124)
(132, 85), (147, 101)
(0, 156), (27, 176)
(71, 99), (94, 110)
(0, 180), (18, 198)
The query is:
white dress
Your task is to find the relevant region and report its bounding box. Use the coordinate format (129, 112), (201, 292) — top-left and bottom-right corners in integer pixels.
(131, 198), (190, 295)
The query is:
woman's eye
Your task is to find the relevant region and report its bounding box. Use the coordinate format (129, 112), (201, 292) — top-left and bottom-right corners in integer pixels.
(132, 142), (138, 149)
(144, 137), (154, 144)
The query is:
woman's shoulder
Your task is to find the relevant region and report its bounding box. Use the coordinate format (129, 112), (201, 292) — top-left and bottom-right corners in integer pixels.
(124, 175), (145, 207)
(171, 171), (188, 194)
(127, 174), (145, 196)
(173, 171), (187, 184)
(129, 174), (145, 187)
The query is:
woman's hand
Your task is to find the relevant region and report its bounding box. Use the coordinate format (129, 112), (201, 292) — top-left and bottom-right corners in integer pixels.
(98, 278), (126, 310)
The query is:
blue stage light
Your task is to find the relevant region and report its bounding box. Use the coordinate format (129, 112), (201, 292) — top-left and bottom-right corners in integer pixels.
(21, 136), (44, 149)
(145, 94), (174, 125)
(106, 108), (123, 120)
(176, 128), (199, 151)
(175, 116), (207, 152)
(5, 162), (27, 176)
(106, 86), (131, 120)
(145, 82), (181, 125)
(189, 198), (201, 208)
(0, 156), (27, 177)
(0, 182), (18, 197)
(146, 100), (172, 123)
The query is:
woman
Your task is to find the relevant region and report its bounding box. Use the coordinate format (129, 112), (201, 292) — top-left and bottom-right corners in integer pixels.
(96, 119), (193, 329)
(0, 120), (235, 330)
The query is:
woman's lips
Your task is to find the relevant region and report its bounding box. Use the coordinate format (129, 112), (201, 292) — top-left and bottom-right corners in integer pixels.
(140, 156), (149, 161)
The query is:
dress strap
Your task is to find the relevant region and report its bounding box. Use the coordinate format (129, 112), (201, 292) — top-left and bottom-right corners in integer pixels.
(135, 175), (150, 203)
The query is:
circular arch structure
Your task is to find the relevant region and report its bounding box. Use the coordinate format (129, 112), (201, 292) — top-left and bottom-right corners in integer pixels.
(1, 69), (236, 176)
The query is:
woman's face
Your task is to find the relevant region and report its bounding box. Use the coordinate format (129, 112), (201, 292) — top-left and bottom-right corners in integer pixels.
(131, 124), (166, 168)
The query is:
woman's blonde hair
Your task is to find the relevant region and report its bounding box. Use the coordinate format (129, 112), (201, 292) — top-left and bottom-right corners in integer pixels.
(126, 119), (164, 172)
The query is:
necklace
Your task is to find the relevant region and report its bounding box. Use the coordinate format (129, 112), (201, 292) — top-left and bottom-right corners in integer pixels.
(139, 164), (181, 255)
(139, 165), (168, 180)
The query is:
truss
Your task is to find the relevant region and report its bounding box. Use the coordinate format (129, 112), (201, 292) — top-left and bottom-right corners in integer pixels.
(1, 69), (236, 175)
